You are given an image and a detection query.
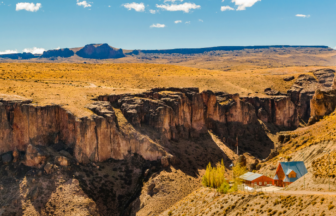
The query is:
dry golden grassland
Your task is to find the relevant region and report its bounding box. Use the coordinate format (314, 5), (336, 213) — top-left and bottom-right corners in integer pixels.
(160, 187), (336, 216)
(0, 63), (334, 117)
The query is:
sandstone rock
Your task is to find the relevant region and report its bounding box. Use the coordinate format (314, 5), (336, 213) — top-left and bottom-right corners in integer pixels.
(147, 182), (155, 192)
(312, 68), (335, 89)
(283, 76), (294, 81)
(309, 89), (336, 125)
(258, 108), (269, 123)
(278, 134), (290, 143)
(54, 156), (70, 167)
(12, 148), (20, 162)
(25, 144), (47, 168)
(161, 156), (170, 168)
(144, 169), (150, 177)
(264, 88), (280, 96)
(1, 152), (13, 164)
(161, 155), (181, 168)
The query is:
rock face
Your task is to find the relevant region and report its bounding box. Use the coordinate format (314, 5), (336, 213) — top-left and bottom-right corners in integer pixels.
(2, 84), (334, 164)
(41, 48), (74, 58)
(76, 44), (125, 59)
(24, 144), (47, 168)
(287, 69), (335, 125)
(309, 89), (336, 124)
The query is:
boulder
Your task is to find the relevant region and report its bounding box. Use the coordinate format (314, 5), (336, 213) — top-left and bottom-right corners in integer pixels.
(54, 156), (70, 167)
(13, 148), (20, 162)
(25, 144), (48, 168)
(1, 152), (13, 164)
(44, 163), (54, 174)
(161, 155), (181, 168)
(264, 88), (280, 96)
(283, 76), (295, 81)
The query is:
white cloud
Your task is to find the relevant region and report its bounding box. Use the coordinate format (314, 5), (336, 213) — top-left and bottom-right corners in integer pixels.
(199, 19), (203, 22)
(232, 0), (261, 11)
(221, 6), (234, 11)
(0, 50), (18, 55)
(77, 0), (91, 8)
(164, 0), (183, 2)
(123, 2), (145, 12)
(296, 14), (310, 18)
(174, 20), (182, 23)
(16, 2), (41, 12)
(149, 9), (156, 14)
(150, 23), (165, 28)
(156, 3), (200, 13)
(23, 47), (45, 54)
(185, 21), (190, 24)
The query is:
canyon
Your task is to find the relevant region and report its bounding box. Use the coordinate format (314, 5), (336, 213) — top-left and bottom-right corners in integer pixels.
(1, 67), (334, 166)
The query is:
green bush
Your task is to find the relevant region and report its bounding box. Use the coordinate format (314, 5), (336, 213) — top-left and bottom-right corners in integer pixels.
(217, 181), (230, 194)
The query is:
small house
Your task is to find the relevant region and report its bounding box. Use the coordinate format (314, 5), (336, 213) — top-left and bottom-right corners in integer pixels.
(240, 172), (274, 187)
(273, 161), (308, 187)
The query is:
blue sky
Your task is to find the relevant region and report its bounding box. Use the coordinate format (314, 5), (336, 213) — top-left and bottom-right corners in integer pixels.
(0, 0), (335, 54)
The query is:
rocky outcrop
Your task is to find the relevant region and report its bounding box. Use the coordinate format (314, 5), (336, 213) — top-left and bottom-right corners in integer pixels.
(2, 83), (333, 164)
(0, 98), (166, 164)
(309, 89), (336, 124)
(76, 44), (125, 59)
(287, 69), (335, 125)
(41, 48), (74, 58)
(24, 144), (47, 168)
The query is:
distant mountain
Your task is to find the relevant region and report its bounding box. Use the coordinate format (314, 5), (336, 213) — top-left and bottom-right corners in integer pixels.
(41, 48), (74, 58)
(0, 44), (330, 60)
(135, 45), (330, 55)
(0, 52), (38, 60)
(76, 44), (125, 59)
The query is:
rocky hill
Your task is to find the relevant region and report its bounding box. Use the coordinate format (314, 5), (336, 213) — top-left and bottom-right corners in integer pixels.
(40, 48), (74, 58)
(76, 44), (125, 59)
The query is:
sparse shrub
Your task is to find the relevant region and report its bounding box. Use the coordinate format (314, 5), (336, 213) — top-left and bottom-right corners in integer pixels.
(168, 211), (173, 216)
(328, 204), (334, 210)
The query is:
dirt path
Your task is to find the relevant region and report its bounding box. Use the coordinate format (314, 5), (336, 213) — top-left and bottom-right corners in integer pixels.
(274, 190), (336, 196)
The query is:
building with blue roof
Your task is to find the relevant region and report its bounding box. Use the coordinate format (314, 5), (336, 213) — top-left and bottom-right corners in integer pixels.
(273, 161), (308, 187)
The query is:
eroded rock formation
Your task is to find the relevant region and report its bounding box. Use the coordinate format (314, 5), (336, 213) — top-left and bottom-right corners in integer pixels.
(76, 44), (125, 59)
(1, 74), (335, 165)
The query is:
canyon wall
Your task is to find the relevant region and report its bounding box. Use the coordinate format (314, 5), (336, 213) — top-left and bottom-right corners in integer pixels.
(1, 69), (335, 165)
(0, 98), (165, 164)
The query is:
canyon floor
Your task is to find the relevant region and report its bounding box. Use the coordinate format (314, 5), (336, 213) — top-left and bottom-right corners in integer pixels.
(1, 47), (336, 216)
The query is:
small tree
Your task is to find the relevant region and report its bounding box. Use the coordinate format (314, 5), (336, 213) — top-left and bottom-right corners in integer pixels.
(230, 162), (248, 192)
(202, 159), (227, 189)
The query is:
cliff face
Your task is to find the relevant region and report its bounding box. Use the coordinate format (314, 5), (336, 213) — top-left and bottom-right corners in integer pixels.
(0, 99), (165, 164)
(76, 44), (126, 59)
(286, 69), (335, 126)
(1, 85), (330, 164)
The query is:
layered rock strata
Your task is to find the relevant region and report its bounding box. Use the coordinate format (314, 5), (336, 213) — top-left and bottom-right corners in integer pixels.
(2, 81), (334, 164)
(0, 98), (165, 164)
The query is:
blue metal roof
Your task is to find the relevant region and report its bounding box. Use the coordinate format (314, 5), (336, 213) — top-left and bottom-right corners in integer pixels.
(239, 172), (263, 181)
(274, 174), (279, 180)
(279, 161), (307, 183)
